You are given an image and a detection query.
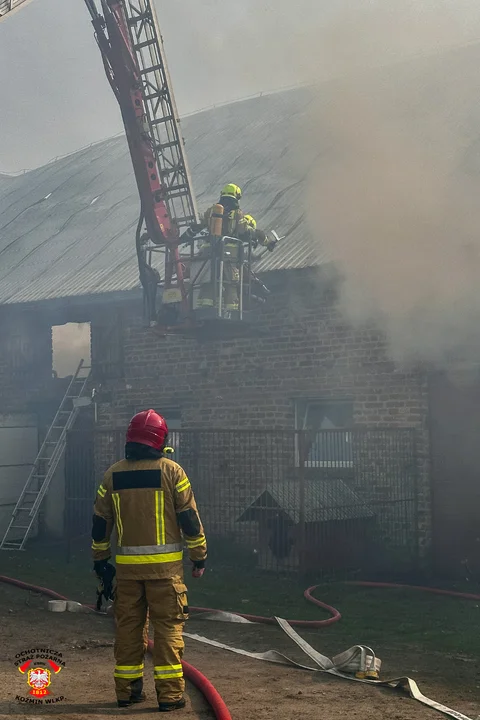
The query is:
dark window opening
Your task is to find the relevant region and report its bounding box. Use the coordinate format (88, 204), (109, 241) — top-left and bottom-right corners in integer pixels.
(5, 334), (37, 377)
(91, 310), (124, 380)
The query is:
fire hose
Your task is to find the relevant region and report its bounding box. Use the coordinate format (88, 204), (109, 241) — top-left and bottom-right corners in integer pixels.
(1, 575), (479, 720)
(0, 575), (233, 720)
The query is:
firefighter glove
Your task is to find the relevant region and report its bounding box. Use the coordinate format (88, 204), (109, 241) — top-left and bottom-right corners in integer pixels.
(266, 237), (277, 252)
(192, 560), (205, 579)
(183, 223), (203, 241)
(93, 559), (116, 601)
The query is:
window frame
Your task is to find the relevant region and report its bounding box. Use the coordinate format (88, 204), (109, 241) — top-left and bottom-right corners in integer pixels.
(294, 398), (354, 468)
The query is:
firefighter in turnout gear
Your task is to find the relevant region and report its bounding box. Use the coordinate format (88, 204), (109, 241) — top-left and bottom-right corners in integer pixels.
(183, 184), (246, 313)
(195, 183), (250, 313)
(91, 410), (207, 712)
(243, 214), (277, 252)
(184, 185), (277, 314)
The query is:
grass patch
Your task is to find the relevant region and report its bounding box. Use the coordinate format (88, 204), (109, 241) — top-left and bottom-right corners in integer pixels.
(1, 540), (479, 661)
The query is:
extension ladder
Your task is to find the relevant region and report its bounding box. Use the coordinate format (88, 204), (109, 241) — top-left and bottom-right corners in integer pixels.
(0, 359), (91, 550)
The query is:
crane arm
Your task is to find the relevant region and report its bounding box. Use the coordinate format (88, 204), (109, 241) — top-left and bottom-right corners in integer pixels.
(84, 0), (199, 325)
(85, 0), (174, 247)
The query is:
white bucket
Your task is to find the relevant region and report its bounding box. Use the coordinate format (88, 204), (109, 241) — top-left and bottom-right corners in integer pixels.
(48, 600), (66, 612)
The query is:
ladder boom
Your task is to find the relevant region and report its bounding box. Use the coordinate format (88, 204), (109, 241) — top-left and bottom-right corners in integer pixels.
(85, 0), (199, 324)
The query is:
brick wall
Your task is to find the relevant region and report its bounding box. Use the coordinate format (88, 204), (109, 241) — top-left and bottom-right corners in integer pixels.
(92, 269), (428, 427)
(90, 267), (431, 558)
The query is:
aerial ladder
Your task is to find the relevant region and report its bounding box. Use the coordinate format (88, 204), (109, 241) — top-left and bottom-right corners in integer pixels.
(3, 0), (278, 334)
(83, 0), (278, 336)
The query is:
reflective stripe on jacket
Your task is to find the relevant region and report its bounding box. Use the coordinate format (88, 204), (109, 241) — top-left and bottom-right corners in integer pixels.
(92, 457), (207, 580)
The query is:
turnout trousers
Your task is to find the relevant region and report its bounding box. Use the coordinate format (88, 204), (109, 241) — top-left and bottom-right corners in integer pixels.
(113, 576), (189, 704)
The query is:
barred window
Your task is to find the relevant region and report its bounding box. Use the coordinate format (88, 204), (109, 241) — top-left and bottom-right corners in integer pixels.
(295, 400), (353, 468)
(4, 334), (36, 377)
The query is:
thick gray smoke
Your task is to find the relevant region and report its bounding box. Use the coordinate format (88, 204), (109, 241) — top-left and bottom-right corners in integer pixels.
(52, 324), (91, 378)
(3, 0), (480, 171)
(305, 1), (480, 366)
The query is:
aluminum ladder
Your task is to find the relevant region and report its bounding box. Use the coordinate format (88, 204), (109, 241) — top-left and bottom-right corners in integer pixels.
(0, 359), (91, 551)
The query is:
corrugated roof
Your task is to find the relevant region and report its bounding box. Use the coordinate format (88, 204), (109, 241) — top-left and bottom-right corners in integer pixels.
(3, 37), (480, 306)
(0, 87), (323, 305)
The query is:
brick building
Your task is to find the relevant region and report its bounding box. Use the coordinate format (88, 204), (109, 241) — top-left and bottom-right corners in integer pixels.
(1, 60), (480, 574)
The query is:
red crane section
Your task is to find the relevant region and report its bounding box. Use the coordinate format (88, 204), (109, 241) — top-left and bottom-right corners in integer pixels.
(84, 0), (198, 326)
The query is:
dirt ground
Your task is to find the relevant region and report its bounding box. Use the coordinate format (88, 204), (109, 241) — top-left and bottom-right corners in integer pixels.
(0, 585), (478, 720)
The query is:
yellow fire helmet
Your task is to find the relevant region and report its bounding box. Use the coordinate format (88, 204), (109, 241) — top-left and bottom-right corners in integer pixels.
(220, 183), (242, 200)
(243, 214), (257, 229)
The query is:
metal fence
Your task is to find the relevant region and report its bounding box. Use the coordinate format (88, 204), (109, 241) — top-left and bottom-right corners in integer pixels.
(65, 427), (419, 576)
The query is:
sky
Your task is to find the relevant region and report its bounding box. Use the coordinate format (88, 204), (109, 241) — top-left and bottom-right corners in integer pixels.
(1, 0), (480, 172)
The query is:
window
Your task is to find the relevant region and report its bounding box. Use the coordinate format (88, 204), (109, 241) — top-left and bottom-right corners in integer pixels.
(295, 400), (353, 468)
(5, 334), (36, 377)
(52, 323), (91, 378)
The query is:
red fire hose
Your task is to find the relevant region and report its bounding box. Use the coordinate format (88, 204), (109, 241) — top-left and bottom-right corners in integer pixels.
(0, 575), (233, 720)
(347, 580), (480, 601)
(191, 586), (341, 627)
(3, 575), (480, 719)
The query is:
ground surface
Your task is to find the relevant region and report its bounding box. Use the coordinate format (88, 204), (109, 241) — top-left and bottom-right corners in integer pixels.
(0, 543), (479, 719)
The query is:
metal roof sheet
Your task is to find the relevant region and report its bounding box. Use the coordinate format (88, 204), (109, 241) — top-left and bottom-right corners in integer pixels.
(0, 87), (324, 305)
(3, 37), (479, 306)
(237, 480), (375, 524)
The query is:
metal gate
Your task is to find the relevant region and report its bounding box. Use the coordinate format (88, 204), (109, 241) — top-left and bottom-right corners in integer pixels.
(66, 426), (419, 576)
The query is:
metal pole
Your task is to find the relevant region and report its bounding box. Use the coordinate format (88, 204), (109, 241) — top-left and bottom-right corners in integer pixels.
(238, 241), (244, 320)
(298, 430), (307, 576)
(217, 239), (225, 318)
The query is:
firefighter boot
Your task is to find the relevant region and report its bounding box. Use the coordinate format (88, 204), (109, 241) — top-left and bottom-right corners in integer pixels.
(159, 698), (187, 712)
(117, 679), (146, 708)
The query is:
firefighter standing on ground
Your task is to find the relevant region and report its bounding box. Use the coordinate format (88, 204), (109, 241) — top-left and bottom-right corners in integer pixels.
(91, 409), (207, 712)
(184, 183), (276, 312)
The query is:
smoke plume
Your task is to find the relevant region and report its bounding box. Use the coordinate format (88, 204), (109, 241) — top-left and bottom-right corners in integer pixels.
(304, 0), (480, 366)
(52, 324), (91, 378)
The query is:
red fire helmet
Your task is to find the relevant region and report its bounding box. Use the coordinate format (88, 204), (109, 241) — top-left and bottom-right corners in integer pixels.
(126, 409), (168, 450)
